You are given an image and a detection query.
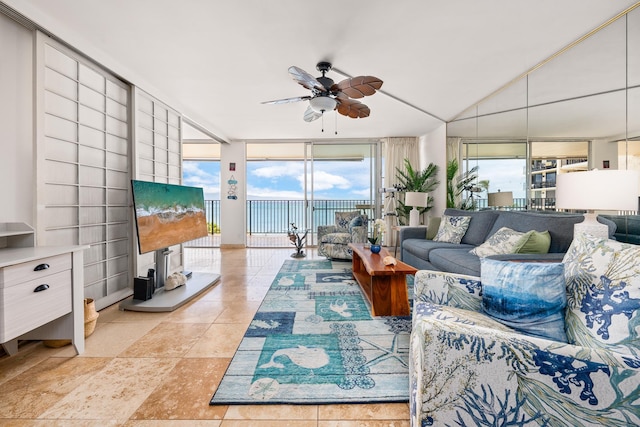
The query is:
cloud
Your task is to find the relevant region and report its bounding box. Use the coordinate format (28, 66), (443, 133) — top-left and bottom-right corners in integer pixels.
(251, 163), (302, 179)
(182, 161), (220, 198)
(301, 171), (351, 191)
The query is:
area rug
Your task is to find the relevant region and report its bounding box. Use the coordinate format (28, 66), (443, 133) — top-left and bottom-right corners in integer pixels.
(210, 259), (412, 405)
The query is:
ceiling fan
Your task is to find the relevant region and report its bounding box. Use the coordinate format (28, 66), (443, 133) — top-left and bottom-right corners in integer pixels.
(262, 61), (383, 123)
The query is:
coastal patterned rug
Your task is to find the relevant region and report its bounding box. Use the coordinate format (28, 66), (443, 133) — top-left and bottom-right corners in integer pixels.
(210, 259), (412, 405)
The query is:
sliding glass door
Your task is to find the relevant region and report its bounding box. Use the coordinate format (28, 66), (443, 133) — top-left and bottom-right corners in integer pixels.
(306, 141), (379, 245)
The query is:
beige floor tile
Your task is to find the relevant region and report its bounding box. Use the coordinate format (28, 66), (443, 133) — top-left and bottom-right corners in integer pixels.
(131, 358), (229, 421)
(54, 320), (160, 358)
(318, 421), (410, 427)
(186, 323), (247, 358)
(224, 404), (318, 420)
(318, 404), (409, 420)
(124, 421), (222, 427)
(165, 299), (227, 324)
(220, 421), (317, 427)
(0, 341), (57, 385)
(214, 301), (261, 324)
(40, 357), (179, 422)
(0, 357), (111, 418)
(119, 323), (210, 358)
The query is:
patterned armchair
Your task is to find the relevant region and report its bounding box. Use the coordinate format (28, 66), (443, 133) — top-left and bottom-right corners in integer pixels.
(317, 211), (368, 260)
(410, 232), (640, 427)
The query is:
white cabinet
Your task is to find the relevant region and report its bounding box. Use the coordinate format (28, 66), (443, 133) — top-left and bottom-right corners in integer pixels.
(0, 223), (88, 356)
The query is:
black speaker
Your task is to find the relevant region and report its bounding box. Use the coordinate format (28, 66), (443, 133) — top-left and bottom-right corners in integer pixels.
(134, 276), (154, 301)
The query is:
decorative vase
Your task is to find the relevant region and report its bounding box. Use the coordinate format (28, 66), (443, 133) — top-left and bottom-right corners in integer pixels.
(370, 244), (381, 254)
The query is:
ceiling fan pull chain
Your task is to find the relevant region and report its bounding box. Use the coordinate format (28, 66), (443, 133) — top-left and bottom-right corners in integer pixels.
(335, 111), (338, 135)
(321, 112), (325, 132)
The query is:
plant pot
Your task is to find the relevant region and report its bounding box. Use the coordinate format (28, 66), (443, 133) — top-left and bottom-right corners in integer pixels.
(44, 298), (99, 348)
(370, 244), (381, 254)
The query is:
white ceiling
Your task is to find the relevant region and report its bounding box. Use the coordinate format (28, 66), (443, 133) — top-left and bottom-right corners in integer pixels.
(4, 0), (638, 142)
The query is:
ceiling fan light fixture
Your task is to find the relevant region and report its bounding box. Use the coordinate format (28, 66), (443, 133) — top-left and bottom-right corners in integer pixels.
(309, 96), (337, 113)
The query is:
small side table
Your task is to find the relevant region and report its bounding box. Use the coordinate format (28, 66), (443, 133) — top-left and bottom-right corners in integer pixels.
(392, 225), (428, 258)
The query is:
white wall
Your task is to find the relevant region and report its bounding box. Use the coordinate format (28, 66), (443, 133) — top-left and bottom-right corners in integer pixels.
(220, 141), (246, 247)
(419, 123), (447, 216)
(0, 14), (34, 224)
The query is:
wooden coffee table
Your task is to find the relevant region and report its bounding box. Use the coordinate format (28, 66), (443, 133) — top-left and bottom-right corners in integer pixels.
(348, 243), (418, 316)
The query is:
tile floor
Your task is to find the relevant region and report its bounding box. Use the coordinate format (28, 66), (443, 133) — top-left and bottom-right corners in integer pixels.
(0, 247), (410, 426)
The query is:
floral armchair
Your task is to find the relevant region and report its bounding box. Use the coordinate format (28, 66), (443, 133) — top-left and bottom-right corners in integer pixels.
(410, 232), (640, 427)
(317, 211), (368, 260)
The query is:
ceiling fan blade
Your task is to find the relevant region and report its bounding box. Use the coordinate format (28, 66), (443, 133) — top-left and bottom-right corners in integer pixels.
(289, 66), (326, 92)
(262, 95), (311, 105)
(336, 98), (371, 119)
(303, 106), (322, 122)
(336, 76), (383, 99)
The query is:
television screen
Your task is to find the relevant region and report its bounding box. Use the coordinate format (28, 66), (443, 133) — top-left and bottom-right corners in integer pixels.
(131, 180), (208, 254)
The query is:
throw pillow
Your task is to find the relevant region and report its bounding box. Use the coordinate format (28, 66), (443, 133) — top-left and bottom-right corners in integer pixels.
(514, 230), (551, 254)
(469, 227), (525, 258)
(481, 257), (568, 342)
(563, 232), (640, 347)
(433, 215), (471, 244)
(348, 215), (364, 233)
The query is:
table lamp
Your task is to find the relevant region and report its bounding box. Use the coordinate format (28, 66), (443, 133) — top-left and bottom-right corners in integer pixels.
(405, 192), (428, 227)
(488, 190), (513, 209)
(556, 169), (639, 239)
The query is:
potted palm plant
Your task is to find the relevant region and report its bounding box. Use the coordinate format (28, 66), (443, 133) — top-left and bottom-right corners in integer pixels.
(394, 159), (439, 225)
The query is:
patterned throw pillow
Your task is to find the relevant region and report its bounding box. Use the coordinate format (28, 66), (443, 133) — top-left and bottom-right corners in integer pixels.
(563, 233), (640, 347)
(432, 215), (471, 244)
(481, 257), (568, 342)
(469, 227), (525, 258)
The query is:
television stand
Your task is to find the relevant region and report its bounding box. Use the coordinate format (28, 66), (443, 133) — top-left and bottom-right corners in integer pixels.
(119, 272), (220, 312)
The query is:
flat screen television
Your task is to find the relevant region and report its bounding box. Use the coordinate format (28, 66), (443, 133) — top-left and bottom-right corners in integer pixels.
(131, 180), (208, 254)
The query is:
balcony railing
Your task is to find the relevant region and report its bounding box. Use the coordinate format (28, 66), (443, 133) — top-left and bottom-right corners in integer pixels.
(187, 197), (553, 247)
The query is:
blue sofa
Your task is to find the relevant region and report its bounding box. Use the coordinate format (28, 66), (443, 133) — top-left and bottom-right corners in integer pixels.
(399, 208), (616, 276)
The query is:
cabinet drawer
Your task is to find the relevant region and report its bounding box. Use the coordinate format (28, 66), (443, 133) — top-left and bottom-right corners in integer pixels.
(0, 254), (71, 288)
(0, 270), (72, 342)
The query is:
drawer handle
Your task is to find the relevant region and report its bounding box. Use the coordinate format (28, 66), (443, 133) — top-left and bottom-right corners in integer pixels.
(34, 263), (50, 271)
(34, 284), (50, 292)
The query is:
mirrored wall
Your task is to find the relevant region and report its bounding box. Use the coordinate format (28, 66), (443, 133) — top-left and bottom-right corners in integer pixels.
(447, 5), (640, 235)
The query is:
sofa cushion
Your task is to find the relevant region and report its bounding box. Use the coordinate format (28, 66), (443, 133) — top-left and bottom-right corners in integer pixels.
(470, 227), (525, 258)
(514, 230), (551, 254)
(433, 215), (471, 244)
(319, 232), (352, 244)
(335, 211), (361, 230)
(481, 258), (568, 342)
(429, 248), (482, 276)
(563, 233), (640, 347)
(348, 215), (364, 233)
(487, 211), (615, 253)
(444, 208), (499, 245)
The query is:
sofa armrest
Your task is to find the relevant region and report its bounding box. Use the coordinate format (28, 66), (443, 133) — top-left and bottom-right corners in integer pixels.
(410, 300), (640, 427)
(317, 225), (340, 241)
(414, 270), (482, 312)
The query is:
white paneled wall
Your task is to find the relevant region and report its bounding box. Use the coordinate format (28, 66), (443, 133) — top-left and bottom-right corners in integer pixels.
(133, 89), (184, 278)
(35, 33), (132, 309)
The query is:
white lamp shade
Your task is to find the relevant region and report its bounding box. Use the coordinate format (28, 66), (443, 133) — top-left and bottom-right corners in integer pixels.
(309, 96), (337, 113)
(556, 169), (640, 211)
(405, 192), (428, 207)
(488, 191), (513, 207)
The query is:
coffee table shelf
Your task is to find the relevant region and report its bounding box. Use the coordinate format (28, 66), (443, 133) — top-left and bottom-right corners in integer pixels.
(348, 243), (417, 316)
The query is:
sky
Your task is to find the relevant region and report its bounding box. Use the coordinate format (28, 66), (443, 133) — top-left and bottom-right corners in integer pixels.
(183, 159), (374, 201)
(183, 158), (527, 202)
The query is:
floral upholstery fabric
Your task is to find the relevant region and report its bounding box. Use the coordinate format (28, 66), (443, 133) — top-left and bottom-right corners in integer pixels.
(469, 226), (525, 257)
(317, 211), (368, 260)
(563, 233), (640, 347)
(410, 269), (640, 427)
(432, 215), (471, 244)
